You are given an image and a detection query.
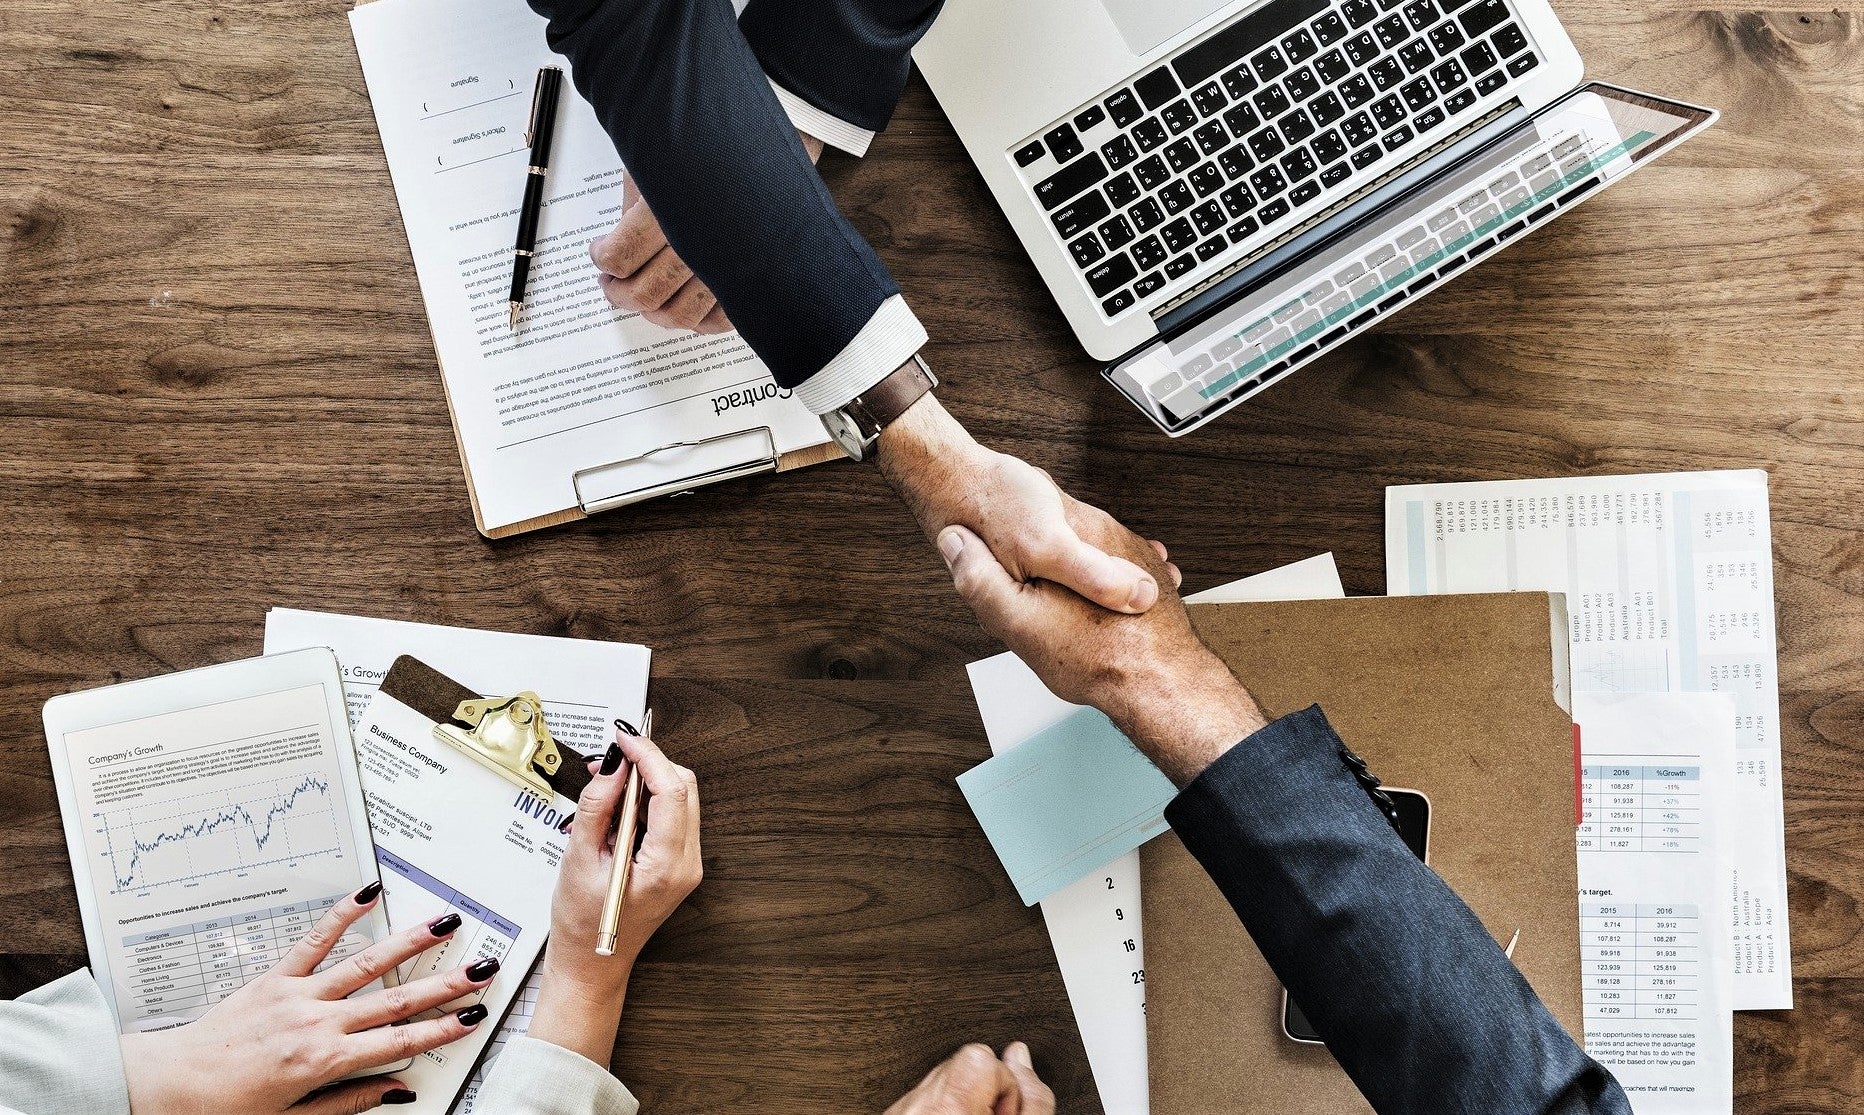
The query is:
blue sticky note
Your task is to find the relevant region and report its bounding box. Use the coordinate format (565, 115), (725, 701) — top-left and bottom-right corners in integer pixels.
(956, 707), (1178, 905)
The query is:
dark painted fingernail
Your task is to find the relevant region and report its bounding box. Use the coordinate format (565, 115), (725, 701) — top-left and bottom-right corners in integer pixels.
(466, 957), (501, 981)
(429, 912), (462, 936)
(456, 1004), (489, 1026)
(353, 880), (383, 904)
(383, 1089), (417, 1105)
(599, 742), (623, 776)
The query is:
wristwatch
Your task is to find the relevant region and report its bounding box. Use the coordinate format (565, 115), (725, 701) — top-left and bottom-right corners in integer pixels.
(819, 354), (939, 463)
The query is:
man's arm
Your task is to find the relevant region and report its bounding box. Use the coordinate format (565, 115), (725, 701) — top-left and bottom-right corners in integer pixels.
(934, 521), (1632, 1115)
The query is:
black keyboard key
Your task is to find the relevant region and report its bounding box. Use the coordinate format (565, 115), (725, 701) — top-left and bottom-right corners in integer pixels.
(1280, 146), (1318, 182)
(1312, 128), (1347, 164)
(1227, 216), (1261, 242)
(1248, 125), (1287, 161)
(1251, 44), (1290, 81)
(1172, 0), (1330, 86)
(1440, 0), (1478, 10)
(1403, 0), (1440, 31)
(1165, 253), (1197, 279)
(1319, 161), (1351, 186)
(1052, 190), (1111, 237)
(1344, 0), (1377, 26)
(1166, 138), (1200, 172)
(1313, 11), (1348, 44)
(1219, 143), (1255, 179)
(1102, 134), (1138, 169)
(1136, 155), (1170, 191)
(1224, 101), (1262, 138)
(1382, 123), (1415, 151)
(1430, 58), (1469, 92)
(1134, 117), (1169, 151)
(1106, 170), (1140, 206)
(1014, 141), (1045, 167)
(1163, 99), (1200, 134)
(1223, 66), (1258, 100)
(1257, 197), (1292, 223)
(1075, 104), (1106, 131)
(1370, 57), (1404, 90)
(1429, 20), (1466, 53)
(1161, 181), (1195, 214)
(1131, 198), (1165, 231)
(1375, 15), (1407, 48)
(1253, 85), (1292, 118)
(1162, 217), (1198, 253)
(1196, 236), (1228, 261)
(1289, 180), (1321, 206)
(1341, 74), (1376, 107)
(1494, 23), (1529, 57)
(1135, 67), (1181, 110)
(1086, 251), (1138, 295)
(1345, 31), (1379, 65)
(1192, 200), (1226, 236)
(1287, 66), (1321, 102)
(1462, 40), (1498, 73)
(1195, 120), (1229, 155)
(1310, 91), (1346, 125)
(1458, 0), (1508, 37)
(1401, 77), (1437, 111)
(1134, 270), (1166, 297)
(1315, 49), (1352, 84)
(1445, 87), (1477, 114)
(1193, 82), (1229, 119)
(1190, 161), (1225, 197)
(1132, 234), (1167, 269)
(1476, 70), (1507, 94)
(1351, 143), (1383, 169)
(1250, 164), (1289, 198)
(1283, 28), (1318, 62)
(1034, 152), (1108, 209)
(1220, 182), (1255, 217)
(1400, 39), (1434, 74)
(1371, 93), (1407, 128)
(1507, 51), (1539, 76)
(1414, 105), (1446, 132)
(1280, 108), (1316, 143)
(1103, 288), (1136, 315)
(1070, 231), (1106, 267)
(1044, 124), (1083, 163)
(1378, 0), (1405, 10)
(1107, 90), (1143, 127)
(1342, 111), (1378, 146)
(1100, 214), (1136, 249)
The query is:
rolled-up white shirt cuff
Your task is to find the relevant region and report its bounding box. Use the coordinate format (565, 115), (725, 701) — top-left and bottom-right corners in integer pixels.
(792, 294), (928, 414)
(767, 78), (876, 157)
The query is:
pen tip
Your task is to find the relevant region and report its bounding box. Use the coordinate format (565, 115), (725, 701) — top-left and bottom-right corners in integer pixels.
(508, 302), (522, 329)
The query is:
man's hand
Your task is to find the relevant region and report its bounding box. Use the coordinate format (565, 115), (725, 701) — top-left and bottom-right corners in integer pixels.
(589, 133), (826, 333)
(878, 393), (1172, 615)
(885, 1043), (1054, 1115)
(937, 502), (1268, 785)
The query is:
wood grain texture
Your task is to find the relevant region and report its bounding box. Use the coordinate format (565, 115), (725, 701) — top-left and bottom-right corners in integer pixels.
(1, 0), (1859, 1110)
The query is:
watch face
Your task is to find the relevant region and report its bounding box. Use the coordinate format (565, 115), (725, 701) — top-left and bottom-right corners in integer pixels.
(821, 410), (867, 461)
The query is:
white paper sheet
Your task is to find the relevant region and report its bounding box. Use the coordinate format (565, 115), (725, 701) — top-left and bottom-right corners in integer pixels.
(263, 608), (649, 1113)
(1384, 470), (1790, 1009)
(966, 553), (1345, 1114)
(1575, 692), (1735, 1114)
(348, 0), (830, 534)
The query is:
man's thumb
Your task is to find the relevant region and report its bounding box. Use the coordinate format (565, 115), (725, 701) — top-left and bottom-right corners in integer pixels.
(939, 526), (1020, 629)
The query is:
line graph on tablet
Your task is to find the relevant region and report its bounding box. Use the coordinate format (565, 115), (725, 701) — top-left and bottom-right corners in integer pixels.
(97, 773), (346, 894)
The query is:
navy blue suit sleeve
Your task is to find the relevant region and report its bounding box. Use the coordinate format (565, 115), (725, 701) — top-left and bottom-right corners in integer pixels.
(525, 0), (901, 389)
(739, 0), (946, 134)
(1164, 705), (1631, 1115)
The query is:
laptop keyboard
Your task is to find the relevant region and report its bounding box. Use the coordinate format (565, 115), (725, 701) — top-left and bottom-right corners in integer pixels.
(1012, 0), (1541, 318)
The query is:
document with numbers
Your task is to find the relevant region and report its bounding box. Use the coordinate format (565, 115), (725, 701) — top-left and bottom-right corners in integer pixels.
(1575, 691), (1735, 1113)
(1385, 470), (1790, 1009)
(967, 554), (1344, 1114)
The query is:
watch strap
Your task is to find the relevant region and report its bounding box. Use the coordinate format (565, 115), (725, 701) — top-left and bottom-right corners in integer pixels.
(843, 354), (937, 435)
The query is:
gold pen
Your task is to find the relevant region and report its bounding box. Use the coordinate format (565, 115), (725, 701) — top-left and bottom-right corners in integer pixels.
(595, 708), (650, 957)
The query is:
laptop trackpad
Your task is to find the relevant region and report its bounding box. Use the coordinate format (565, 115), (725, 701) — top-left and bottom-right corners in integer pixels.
(1100, 0), (1233, 56)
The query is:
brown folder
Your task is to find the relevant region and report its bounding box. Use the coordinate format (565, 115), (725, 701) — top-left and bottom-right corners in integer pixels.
(1143, 592), (1579, 1114)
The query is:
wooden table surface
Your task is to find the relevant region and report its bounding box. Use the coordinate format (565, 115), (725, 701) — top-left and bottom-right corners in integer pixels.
(2, 0), (1859, 1111)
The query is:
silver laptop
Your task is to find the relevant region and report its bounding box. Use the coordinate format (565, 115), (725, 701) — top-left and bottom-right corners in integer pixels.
(915, 0), (1714, 434)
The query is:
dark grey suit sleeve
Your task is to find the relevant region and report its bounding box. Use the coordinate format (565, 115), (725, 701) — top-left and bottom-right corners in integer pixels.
(1164, 705), (1631, 1115)
(738, 0), (947, 134)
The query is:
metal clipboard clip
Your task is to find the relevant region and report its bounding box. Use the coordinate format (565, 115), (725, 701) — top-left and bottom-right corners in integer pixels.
(571, 426), (779, 515)
(433, 692), (563, 799)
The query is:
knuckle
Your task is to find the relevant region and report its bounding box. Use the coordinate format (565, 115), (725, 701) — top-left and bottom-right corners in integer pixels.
(395, 1022), (427, 1061)
(381, 984), (417, 1019)
(948, 1043), (999, 1081)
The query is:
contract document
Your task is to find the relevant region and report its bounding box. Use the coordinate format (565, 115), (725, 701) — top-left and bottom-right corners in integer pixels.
(1385, 470), (1790, 1009)
(349, 0), (831, 536)
(1575, 692), (1735, 1114)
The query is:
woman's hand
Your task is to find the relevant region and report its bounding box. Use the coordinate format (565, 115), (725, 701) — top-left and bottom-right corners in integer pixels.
(120, 883), (498, 1114)
(526, 728), (703, 1065)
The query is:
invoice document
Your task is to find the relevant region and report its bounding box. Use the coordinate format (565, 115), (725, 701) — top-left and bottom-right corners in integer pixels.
(1575, 692), (1735, 1114)
(348, 0), (831, 535)
(1384, 470), (1790, 1009)
(966, 554), (1345, 1114)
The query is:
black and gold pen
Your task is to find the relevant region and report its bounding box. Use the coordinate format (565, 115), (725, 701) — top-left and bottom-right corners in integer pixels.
(508, 66), (563, 330)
